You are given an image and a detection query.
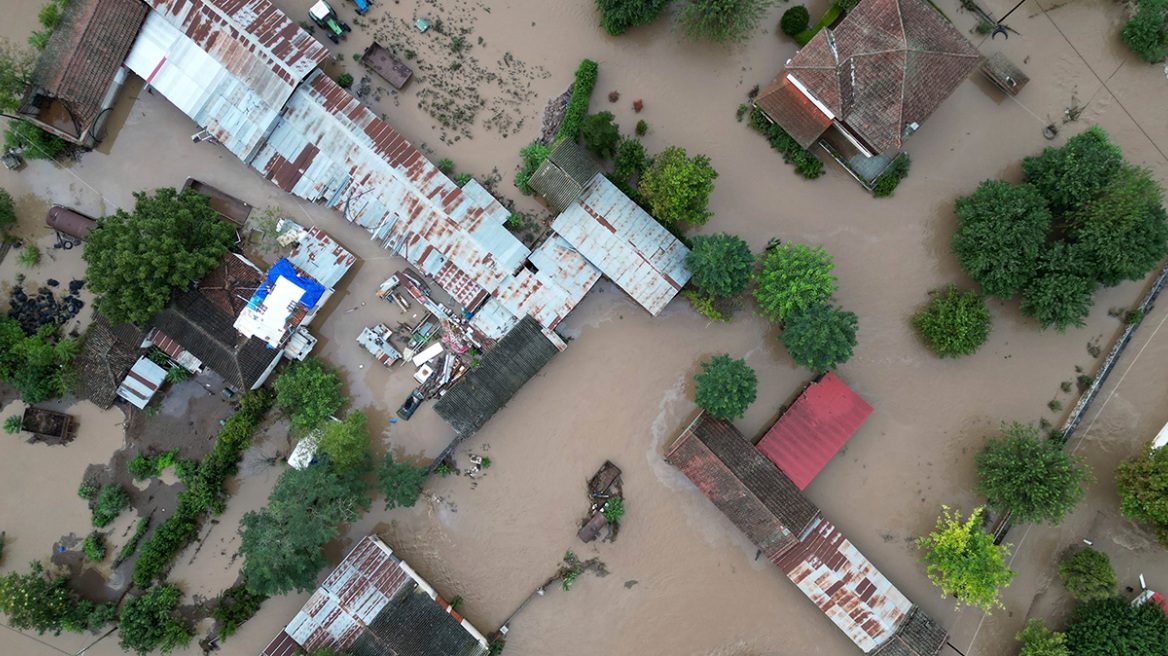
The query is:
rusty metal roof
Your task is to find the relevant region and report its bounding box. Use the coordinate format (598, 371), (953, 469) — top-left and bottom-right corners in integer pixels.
(287, 226), (356, 289)
(552, 175), (691, 316)
(772, 516), (914, 653)
(755, 373), (874, 490)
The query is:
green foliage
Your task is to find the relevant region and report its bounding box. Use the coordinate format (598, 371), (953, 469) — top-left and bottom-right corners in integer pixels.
(38, 2), (62, 31)
(377, 453), (429, 510)
(274, 357), (346, 432)
(781, 303), (858, 373)
(15, 244), (39, 267)
(974, 422), (1092, 525)
(117, 585), (193, 656)
(0, 318), (78, 403)
(685, 233), (754, 297)
(318, 410), (371, 473)
(635, 119), (648, 136)
(1067, 164), (1163, 232)
(336, 72), (354, 88)
(834, 0), (862, 11)
(488, 640), (506, 656)
(746, 107), (823, 179)
(1016, 618), (1069, 656)
(752, 243), (836, 322)
(128, 448), (180, 481)
(1070, 199), (1168, 288)
(211, 584), (268, 640)
(677, 0), (775, 43)
(976, 20), (995, 35)
(437, 158), (455, 175)
(1121, 0), (1168, 63)
(117, 517), (150, 564)
(917, 506), (1015, 611)
(1064, 596), (1168, 656)
(581, 111), (621, 159)
(693, 354), (758, 420)
(602, 497), (626, 522)
(560, 551), (585, 591)
(165, 366), (190, 383)
(952, 180), (1052, 299)
(1057, 547), (1117, 602)
(911, 285), (992, 358)
(0, 561), (105, 635)
(780, 6), (810, 36)
(682, 290), (730, 322)
(0, 187), (15, 228)
(0, 46), (37, 113)
(514, 141), (550, 195)
(83, 187), (236, 325)
(78, 476), (98, 500)
(82, 533), (106, 561)
(92, 485), (130, 528)
(307, 649), (354, 656)
(872, 154), (911, 198)
(1022, 126), (1123, 215)
(454, 172), (472, 187)
(639, 146), (718, 227)
(3, 120), (68, 160)
(436, 462), (453, 476)
(240, 460), (372, 597)
(596, 0), (672, 35)
(558, 59), (599, 142)
(3, 415), (21, 434)
(613, 138), (648, 182)
(1020, 272), (1095, 332)
(1116, 441), (1168, 546)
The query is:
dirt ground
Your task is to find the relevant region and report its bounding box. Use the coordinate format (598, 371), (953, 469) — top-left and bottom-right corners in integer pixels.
(3, 0), (1168, 655)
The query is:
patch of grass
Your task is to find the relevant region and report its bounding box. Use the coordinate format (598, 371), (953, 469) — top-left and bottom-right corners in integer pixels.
(117, 517), (150, 564)
(1049, 399), (1063, 412)
(16, 245), (40, 267)
(1060, 381), (1072, 393)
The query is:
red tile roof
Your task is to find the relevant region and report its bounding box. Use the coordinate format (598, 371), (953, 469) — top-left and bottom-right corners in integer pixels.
(754, 77), (833, 149)
(757, 0), (981, 153)
(756, 373), (873, 490)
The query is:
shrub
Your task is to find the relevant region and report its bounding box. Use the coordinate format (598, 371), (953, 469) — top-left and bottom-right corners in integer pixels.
(117, 517), (150, 564)
(336, 72), (354, 88)
(4, 120), (68, 160)
(916, 506), (1016, 611)
(16, 244), (40, 267)
(1121, 0), (1168, 64)
(437, 158), (455, 175)
(0, 187), (15, 228)
(1016, 618), (1068, 656)
(613, 138), (648, 183)
(82, 533), (106, 561)
(117, 585), (193, 656)
(974, 422), (1093, 525)
(677, 0), (776, 43)
(911, 285), (992, 358)
(3, 415), (21, 434)
(752, 243), (836, 322)
(780, 6), (811, 36)
(781, 303), (859, 372)
(1064, 597), (1168, 655)
(92, 486), (130, 528)
(211, 584), (268, 640)
(454, 172), (472, 187)
(872, 153), (911, 198)
(685, 233), (755, 297)
(165, 366), (190, 384)
(639, 146), (718, 227)
(1115, 441), (1168, 546)
(746, 108), (823, 179)
(596, 0), (671, 35)
(635, 119), (647, 136)
(834, 0), (862, 11)
(1057, 547), (1117, 602)
(581, 111), (621, 159)
(0, 560), (107, 635)
(78, 476), (99, 500)
(602, 497), (625, 522)
(514, 141), (550, 194)
(694, 354), (758, 420)
(557, 59), (599, 142)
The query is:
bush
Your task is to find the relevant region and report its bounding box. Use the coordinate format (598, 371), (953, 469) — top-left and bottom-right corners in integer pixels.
(780, 6), (810, 36)
(16, 244), (40, 267)
(1064, 596), (1168, 655)
(3, 415), (21, 434)
(117, 517), (149, 564)
(694, 354), (758, 420)
(912, 285), (992, 358)
(78, 476), (99, 500)
(581, 111), (621, 158)
(685, 233), (755, 297)
(514, 141), (550, 195)
(128, 448), (179, 481)
(1015, 618), (1068, 656)
(1057, 547), (1117, 602)
(781, 303), (858, 372)
(916, 506), (1016, 611)
(639, 146), (718, 227)
(454, 172), (472, 187)
(872, 154), (910, 198)
(211, 584), (268, 640)
(635, 119), (648, 136)
(1020, 272), (1095, 333)
(974, 422), (1093, 525)
(117, 585), (193, 656)
(602, 497), (625, 522)
(596, 0), (671, 35)
(436, 158), (455, 175)
(1121, 0), (1168, 64)
(92, 485), (130, 528)
(1116, 441), (1168, 546)
(747, 107), (823, 179)
(752, 243), (836, 322)
(82, 533), (106, 561)
(0, 187), (15, 228)
(0, 560), (107, 635)
(557, 59), (599, 142)
(336, 72), (354, 88)
(834, 0), (862, 11)
(4, 120), (68, 160)
(677, 0), (775, 43)
(613, 138), (648, 183)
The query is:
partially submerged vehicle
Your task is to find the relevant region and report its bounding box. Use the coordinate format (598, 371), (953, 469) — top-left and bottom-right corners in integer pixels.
(309, 1), (350, 43)
(397, 389), (424, 420)
(361, 42), (413, 90)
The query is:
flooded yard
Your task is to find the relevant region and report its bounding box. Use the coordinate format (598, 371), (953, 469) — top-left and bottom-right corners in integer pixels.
(3, 0), (1168, 655)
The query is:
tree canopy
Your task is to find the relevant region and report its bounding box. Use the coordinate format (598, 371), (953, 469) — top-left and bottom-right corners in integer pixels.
(685, 233), (755, 297)
(752, 243), (836, 322)
(376, 453), (429, 510)
(239, 460), (371, 597)
(676, 0), (775, 43)
(911, 285), (992, 358)
(0, 318), (78, 403)
(1021, 126), (1123, 215)
(1120, 0), (1168, 64)
(581, 111), (621, 159)
(693, 354), (757, 420)
(781, 303), (858, 373)
(916, 506), (1016, 611)
(273, 357), (347, 433)
(1115, 441), (1168, 547)
(974, 422), (1092, 525)
(0, 187), (15, 228)
(951, 180), (1052, 300)
(1057, 547), (1117, 602)
(0, 561), (113, 635)
(1019, 272), (1095, 333)
(317, 410), (371, 473)
(1015, 618), (1068, 656)
(0, 46), (35, 114)
(1064, 597), (1168, 656)
(117, 585), (193, 656)
(638, 146), (718, 227)
(595, 0), (672, 35)
(83, 187), (236, 325)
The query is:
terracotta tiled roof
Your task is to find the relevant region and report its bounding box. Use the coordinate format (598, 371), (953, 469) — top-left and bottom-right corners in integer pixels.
(754, 76), (833, 149)
(758, 0), (981, 153)
(21, 0), (148, 137)
(196, 254), (264, 319)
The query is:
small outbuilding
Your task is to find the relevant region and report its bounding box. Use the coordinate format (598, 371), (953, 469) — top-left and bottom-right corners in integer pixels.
(981, 52), (1030, 97)
(117, 356), (168, 409)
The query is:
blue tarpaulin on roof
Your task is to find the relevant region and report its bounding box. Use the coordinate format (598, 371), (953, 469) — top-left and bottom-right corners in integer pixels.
(254, 258), (326, 309)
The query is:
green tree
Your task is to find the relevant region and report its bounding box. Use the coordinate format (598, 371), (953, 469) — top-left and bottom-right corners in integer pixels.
(4, 120), (69, 161)
(693, 354), (757, 420)
(239, 461), (371, 597)
(951, 180), (1052, 299)
(677, 0), (775, 43)
(581, 111), (621, 159)
(638, 146), (718, 227)
(780, 6), (810, 36)
(911, 285), (992, 358)
(1057, 547), (1117, 602)
(0, 46), (36, 113)
(752, 243), (836, 322)
(83, 187), (236, 325)
(1121, 0), (1168, 64)
(307, 648), (354, 656)
(1116, 441), (1168, 546)
(317, 410), (371, 473)
(1064, 597), (1168, 656)
(117, 585), (193, 656)
(974, 422), (1092, 525)
(1015, 618), (1068, 656)
(1019, 272), (1095, 333)
(0, 561), (105, 635)
(916, 506), (1016, 611)
(0, 318), (77, 403)
(336, 72), (354, 88)
(1070, 203), (1168, 288)
(92, 485), (131, 527)
(595, 0), (672, 35)
(685, 233), (755, 297)
(273, 357), (347, 432)
(781, 304), (858, 373)
(1021, 125), (1123, 215)
(514, 141), (550, 195)
(613, 138), (648, 182)
(376, 453), (429, 510)
(0, 187), (15, 228)
(1068, 164), (1163, 232)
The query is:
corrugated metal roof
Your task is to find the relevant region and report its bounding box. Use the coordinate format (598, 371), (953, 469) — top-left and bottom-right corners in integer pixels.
(755, 373), (874, 490)
(553, 175), (691, 316)
(287, 226), (356, 289)
(528, 158), (584, 212)
(547, 139), (603, 188)
(772, 516), (913, 652)
(117, 356), (168, 408)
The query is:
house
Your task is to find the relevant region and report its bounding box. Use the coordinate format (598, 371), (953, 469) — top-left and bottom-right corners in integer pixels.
(74, 315), (147, 409)
(17, 0), (149, 147)
(665, 412), (949, 655)
(260, 535), (491, 656)
(754, 0), (981, 180)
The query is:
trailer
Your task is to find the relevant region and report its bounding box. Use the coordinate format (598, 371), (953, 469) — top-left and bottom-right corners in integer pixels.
(182, 178), (252, 226)
(20, 407), (74, 442)
(361, 42), (413, 90)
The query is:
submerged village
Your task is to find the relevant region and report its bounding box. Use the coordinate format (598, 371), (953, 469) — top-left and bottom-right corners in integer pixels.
(3, 0), (1168, 655)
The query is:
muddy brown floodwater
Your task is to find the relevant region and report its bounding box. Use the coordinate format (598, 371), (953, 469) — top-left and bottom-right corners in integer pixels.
(4, 0), (1168, 655)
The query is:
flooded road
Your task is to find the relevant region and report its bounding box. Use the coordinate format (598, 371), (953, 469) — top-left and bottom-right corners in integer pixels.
(3, 0), (1168, 655)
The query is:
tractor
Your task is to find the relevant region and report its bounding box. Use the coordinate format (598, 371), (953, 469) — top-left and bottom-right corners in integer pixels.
(309, 1), (350, 44)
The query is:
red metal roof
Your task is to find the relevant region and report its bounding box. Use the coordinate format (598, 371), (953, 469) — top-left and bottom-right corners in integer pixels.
(755, 373), (873, 490)
(1153, 592), (1168, 616)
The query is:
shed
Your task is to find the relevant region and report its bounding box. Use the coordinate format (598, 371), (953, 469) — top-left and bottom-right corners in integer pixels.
(528, 139), (602, 211)
(117, 356), (168, 408)
(754, 373), (874, 490)
(361, 42), (413, 89)
(46, 205), (98, 240)
(981, 52), (1030, 97)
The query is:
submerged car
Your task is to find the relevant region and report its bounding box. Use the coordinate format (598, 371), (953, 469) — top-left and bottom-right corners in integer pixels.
(397, 389), (424, 420)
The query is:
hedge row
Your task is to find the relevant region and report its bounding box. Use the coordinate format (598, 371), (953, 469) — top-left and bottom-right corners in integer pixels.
(556, 59), (599, 143)
(747, 107), (824, 180)
(131, 389), (273, 587)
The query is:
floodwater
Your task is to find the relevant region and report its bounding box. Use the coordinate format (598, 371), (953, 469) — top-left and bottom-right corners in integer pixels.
(3, 0), (1168, 655)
